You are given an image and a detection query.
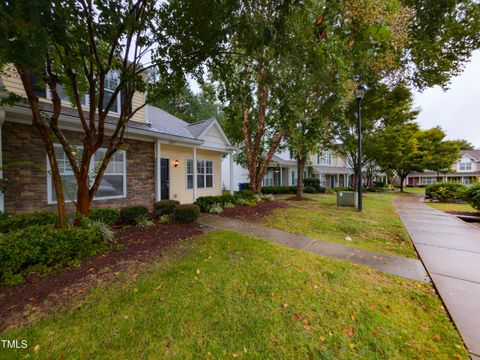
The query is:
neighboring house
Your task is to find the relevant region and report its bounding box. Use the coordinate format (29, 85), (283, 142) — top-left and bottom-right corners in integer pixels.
(406, 150), (480, 186)
(221, 149), (354, 191)
(0, 68), (234, 214)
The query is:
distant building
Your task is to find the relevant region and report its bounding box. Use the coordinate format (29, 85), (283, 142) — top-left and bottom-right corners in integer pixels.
(406, 150), (480, 186)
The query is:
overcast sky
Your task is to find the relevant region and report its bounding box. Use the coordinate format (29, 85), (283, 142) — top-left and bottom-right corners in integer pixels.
(414, 50), (480, 148)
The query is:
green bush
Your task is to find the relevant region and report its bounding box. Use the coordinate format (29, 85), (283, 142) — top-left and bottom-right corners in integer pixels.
(120, 205), (149, 224)
(261, 186), (296, 194)
(236, 189), (255, 199)
(195, 194), (239, 212)
(462, 184), (480, 210)
(425, 182), (467, 201)
(334, 186), (354, 192)
(0, 211), (58, 233)
(88, 208), (120, 225)
(303, 186), (316, 194)
(302, 178), (326, 193)
(172, 204), (200, 223)
(154, 200), (180, 216)
(0, 225), (108, 285)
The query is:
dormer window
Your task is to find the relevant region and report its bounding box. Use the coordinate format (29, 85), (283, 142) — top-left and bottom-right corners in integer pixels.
(459, 162), (472, 171)
(317, 151), (331, 165)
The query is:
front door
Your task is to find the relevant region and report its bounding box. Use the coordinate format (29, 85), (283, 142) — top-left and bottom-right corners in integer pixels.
(161, 158), (169, 200)
(330, 175), (335, 189)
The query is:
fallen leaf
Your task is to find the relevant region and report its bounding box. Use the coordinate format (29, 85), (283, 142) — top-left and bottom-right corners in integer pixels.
(351, 314), (356, 321)
(280, 303), (288, 308)
(320, 336), (326, 342)
(294, 312), (302, 320)
(160, 297), (166, 302)
(196, 269), (200, 274)
(345, 327), (354, 337)
(33, 345), (40, 352)
(433, 335), (441, 341)
(155, 285), (163, 290)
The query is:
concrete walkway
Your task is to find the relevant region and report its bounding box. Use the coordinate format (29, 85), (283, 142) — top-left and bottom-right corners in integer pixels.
(394, 195), (480, 359)
(200, 214), (429, 282)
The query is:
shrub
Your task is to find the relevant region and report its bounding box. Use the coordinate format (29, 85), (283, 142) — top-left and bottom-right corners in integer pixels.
(120, 205), (149, 225)
(135, 214), (154, 228)
(303, 178), (326, 193)
(158, 214), (172, 224)
(261, 186), (296, 194)
(237, 189), (255, 199)
(303, 186), (316, 194)
(84, 221), (115, 243)
(173, 204), (200, 223)
(88, 208), (120, 225)
(223, 202), (236, 208)
(462, 184), (480, 210)
(261, 194), (275, 201)
(0, 225), (108, 285)
(425, 182), (467, 201)
(209, 203), (223, 214)
(0, 211), (58, 233)
(235, 197), (249, 206)
(195, 194), (238, 212)
(405, 184), (414, 188)
(154, 200), (180, 217)
(334, 186), (353, 192)
(373, 181), (386, 188)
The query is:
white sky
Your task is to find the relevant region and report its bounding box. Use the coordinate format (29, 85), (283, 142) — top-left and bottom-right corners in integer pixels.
(414, 50), (480, 148)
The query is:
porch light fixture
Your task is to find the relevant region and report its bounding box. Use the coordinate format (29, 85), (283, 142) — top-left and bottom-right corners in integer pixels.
(173, 159), (179, 168)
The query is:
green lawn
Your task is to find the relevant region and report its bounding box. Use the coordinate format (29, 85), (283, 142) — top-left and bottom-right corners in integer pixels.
(1, 230), (466, 359)
(426, 201), (478, 214)
(266, 193), (416, 258)
(403, 187), (426, 195)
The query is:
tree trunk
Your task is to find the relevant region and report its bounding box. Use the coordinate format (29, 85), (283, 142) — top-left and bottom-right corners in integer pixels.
(296, 157), (305, 197)
(45, 144), (68, 228)
(400, 176), (405, 192)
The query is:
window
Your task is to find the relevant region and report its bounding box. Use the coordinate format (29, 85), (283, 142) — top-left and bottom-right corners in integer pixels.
(317, 151), (331, 165)
(263, 170), (273, 186)
(186, 159), (214, 189)
(47, 84), (89, 107)
(421, 178), (437, 185)
(103, 71), (121, 114)
(459, 162), (472, 171)
(291, 170), (297, 186)
(47, 145), (126, 203)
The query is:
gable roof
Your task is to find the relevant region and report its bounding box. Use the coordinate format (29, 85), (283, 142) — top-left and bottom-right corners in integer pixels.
(186, 119), (215, 138)
(459, 150), (480, 161)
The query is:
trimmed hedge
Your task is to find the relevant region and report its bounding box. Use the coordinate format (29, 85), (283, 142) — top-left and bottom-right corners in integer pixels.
(0, 211), (58, 233)
(195, 194), (238, 212)
(334, 186), (353, 192)
(88, 208), (120, 225)
(425, 182), (467, 201)
(172, 204), (200, 223)
(154, 200), (180, 216)
(0, 225), (108, 285)
(462, 184), (480, 210)
(120, 205), (149, 224)
(303, 186), (316, 194)
(261, 186), (296, 194)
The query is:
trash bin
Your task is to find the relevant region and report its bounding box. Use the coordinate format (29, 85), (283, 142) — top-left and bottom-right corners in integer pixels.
(238, 183), (250, 191)
(337, 191), (358, 208)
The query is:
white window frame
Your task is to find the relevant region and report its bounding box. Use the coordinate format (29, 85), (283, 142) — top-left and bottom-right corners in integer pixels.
(263, 170), (273, 186)
(104, 71), (122, 115)
(46, 86), (89, 107)
(186, 159), (214, 189)
(459, 162), (472, 171)
(317, 151), (331, 165)
(46, 144), (127, 204)
(421, 177), (437, 185)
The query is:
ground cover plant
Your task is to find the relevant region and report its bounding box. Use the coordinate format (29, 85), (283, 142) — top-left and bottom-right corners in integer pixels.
(1, 230), (466, 359)
(264, 193), (416, 258)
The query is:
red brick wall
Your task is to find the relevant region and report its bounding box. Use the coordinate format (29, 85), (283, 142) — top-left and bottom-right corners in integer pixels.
(2, 121), (156, 214)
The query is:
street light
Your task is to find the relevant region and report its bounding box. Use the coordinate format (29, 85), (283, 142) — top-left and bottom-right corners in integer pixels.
(356, 85), (366, 212)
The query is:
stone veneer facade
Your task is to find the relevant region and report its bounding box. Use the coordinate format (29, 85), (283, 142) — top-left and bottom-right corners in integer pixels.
(2, 121), (156, 214)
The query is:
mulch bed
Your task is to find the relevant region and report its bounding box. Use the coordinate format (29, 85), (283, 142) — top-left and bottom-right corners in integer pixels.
(219, 200), (288, 222)
(0, 222), (201, 332)
(446, 211), (480, 217)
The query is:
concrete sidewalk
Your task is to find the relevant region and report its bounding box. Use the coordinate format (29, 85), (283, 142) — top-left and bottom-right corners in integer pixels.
(394, 195), (480, 359)
(200, 214), (429, 282)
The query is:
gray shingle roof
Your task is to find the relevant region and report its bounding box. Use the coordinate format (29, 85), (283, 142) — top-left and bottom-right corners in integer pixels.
(460, 150), (480, 161)
(312, 165), (353, 175)
(143, 105), (194, 139)
(185, 118), (215, 138)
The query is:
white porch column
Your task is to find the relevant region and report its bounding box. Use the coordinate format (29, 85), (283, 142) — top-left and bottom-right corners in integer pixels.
(0, 110), (5, 212)
(229, 152), (234, 194)
(193, 146), (197, 202)
(155, 140), (161, 201)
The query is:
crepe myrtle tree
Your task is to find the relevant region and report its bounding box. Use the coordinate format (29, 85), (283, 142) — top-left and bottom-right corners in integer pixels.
(0, 0), (230, 226)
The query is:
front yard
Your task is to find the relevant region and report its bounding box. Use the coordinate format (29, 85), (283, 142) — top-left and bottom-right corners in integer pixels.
(1, 230), (466, 359)
(263, 193), (416, 258)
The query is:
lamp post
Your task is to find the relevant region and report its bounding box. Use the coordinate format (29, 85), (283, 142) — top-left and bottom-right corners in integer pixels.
(355, 85), (366, 212)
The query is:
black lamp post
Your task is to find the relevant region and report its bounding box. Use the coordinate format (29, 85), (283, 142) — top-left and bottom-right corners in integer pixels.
(355, 85), (366, 212)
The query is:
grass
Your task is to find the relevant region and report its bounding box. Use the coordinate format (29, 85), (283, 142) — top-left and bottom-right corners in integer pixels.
(426, 201), (478, 213)
(1, 230), (466, 359)
(403, 187), (426, 195)
(265, 193), (416, 258)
